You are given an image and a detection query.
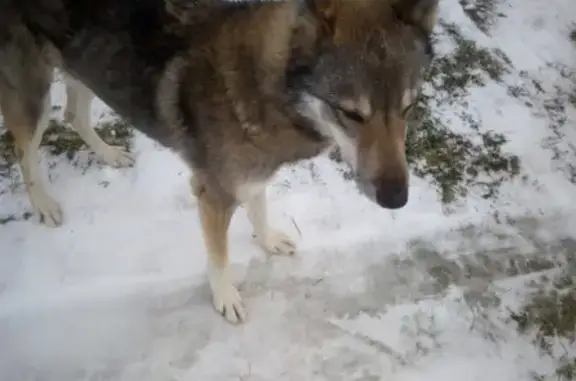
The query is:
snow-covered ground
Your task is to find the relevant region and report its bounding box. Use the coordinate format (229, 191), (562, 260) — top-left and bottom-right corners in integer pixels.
(1, 0), (575, 380)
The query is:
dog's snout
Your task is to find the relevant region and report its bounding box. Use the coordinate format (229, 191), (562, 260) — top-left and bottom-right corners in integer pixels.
(374, 178), (408, 209)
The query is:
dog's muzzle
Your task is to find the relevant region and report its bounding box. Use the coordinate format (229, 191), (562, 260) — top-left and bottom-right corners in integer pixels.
(374, 178), (408, 209)
(357, 176), (409, 209)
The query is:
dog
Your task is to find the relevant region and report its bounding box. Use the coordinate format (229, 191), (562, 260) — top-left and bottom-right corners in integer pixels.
(0, 65), (135, 227)
(1, 0), (438, 323)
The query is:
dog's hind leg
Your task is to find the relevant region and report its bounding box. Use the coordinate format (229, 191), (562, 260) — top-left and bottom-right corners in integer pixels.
(245, 187), (297, 256)
(0, 71), (63, 227)
(0, 25), (67, 226)
(63, 74), (135, 168)
(191, 175), (247, 324)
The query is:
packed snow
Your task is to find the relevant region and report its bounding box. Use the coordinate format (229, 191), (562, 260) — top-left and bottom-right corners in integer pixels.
(1, 0), (575, 380)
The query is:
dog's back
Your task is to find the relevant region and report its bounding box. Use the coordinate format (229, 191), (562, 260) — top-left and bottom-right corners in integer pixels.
(5, 0), (251, 146)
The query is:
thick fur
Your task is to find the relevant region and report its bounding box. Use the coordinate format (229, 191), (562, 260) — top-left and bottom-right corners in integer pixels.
(0, 0), (438, 323)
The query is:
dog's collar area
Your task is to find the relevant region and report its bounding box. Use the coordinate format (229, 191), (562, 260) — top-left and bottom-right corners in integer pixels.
(296, 93), (351, 142)
(283, 94), (327, 142)
(292, 115), (328, 143)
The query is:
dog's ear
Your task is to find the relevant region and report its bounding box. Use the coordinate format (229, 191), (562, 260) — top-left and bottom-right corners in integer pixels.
(305, 0), (339, 34)
(392, 0), (439, 35)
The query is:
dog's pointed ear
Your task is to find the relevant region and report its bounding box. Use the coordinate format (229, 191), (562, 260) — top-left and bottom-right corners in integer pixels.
(305, 0), (339, 34)
(392, 0), (439, 35)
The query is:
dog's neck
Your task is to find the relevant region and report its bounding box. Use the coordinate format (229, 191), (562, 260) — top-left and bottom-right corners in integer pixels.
(289, 108), (329, 144)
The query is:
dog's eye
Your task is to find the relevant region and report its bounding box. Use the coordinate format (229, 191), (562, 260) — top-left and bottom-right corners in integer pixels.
(338, 109), (365, 124)
(401, 103), (416, 118)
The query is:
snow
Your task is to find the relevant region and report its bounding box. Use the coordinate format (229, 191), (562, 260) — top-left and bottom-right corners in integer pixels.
(1, 0), (575, 380)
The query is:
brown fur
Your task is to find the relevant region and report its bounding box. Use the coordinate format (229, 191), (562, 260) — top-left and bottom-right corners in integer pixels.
(217, 2), (300, 133)
(161, 0), (438, 322)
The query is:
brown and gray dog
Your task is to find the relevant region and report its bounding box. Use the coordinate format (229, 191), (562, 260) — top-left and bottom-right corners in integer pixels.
(0, 0), (438, 323)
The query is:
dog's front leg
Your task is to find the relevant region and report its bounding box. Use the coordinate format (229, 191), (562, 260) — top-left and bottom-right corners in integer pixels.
(63, 74), (135, 168)
(193, 177), (246, 324)
(245, 187), (297, 256)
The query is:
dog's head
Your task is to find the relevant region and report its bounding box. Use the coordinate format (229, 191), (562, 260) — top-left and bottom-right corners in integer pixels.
(292, 0), (438, 209)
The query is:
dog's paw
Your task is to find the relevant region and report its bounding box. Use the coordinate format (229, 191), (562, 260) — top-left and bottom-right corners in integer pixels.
(212, 282), (246, 324)
(209, 267), (246, 324)
(254, 229), (297, 256)
(29, 188), (64, 227)
(96, 146), (135, 168)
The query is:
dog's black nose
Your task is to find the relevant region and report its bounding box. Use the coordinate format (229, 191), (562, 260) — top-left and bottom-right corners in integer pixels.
(375, 182), (408, 209)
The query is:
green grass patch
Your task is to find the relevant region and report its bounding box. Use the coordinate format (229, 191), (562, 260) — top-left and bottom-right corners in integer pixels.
(405, 23), (520, 204)
(510, 273), (576, 381)
(406, 97), (520, 204)
(459, 0), (506, 34)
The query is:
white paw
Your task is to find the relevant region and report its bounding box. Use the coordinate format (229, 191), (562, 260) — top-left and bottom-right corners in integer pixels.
(212, 284), (246, 324)
(95, 146), (135, 168)
(29, 186), (63, 227)
(253, 229), (297, 256)
(209, 268), (246, 324)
